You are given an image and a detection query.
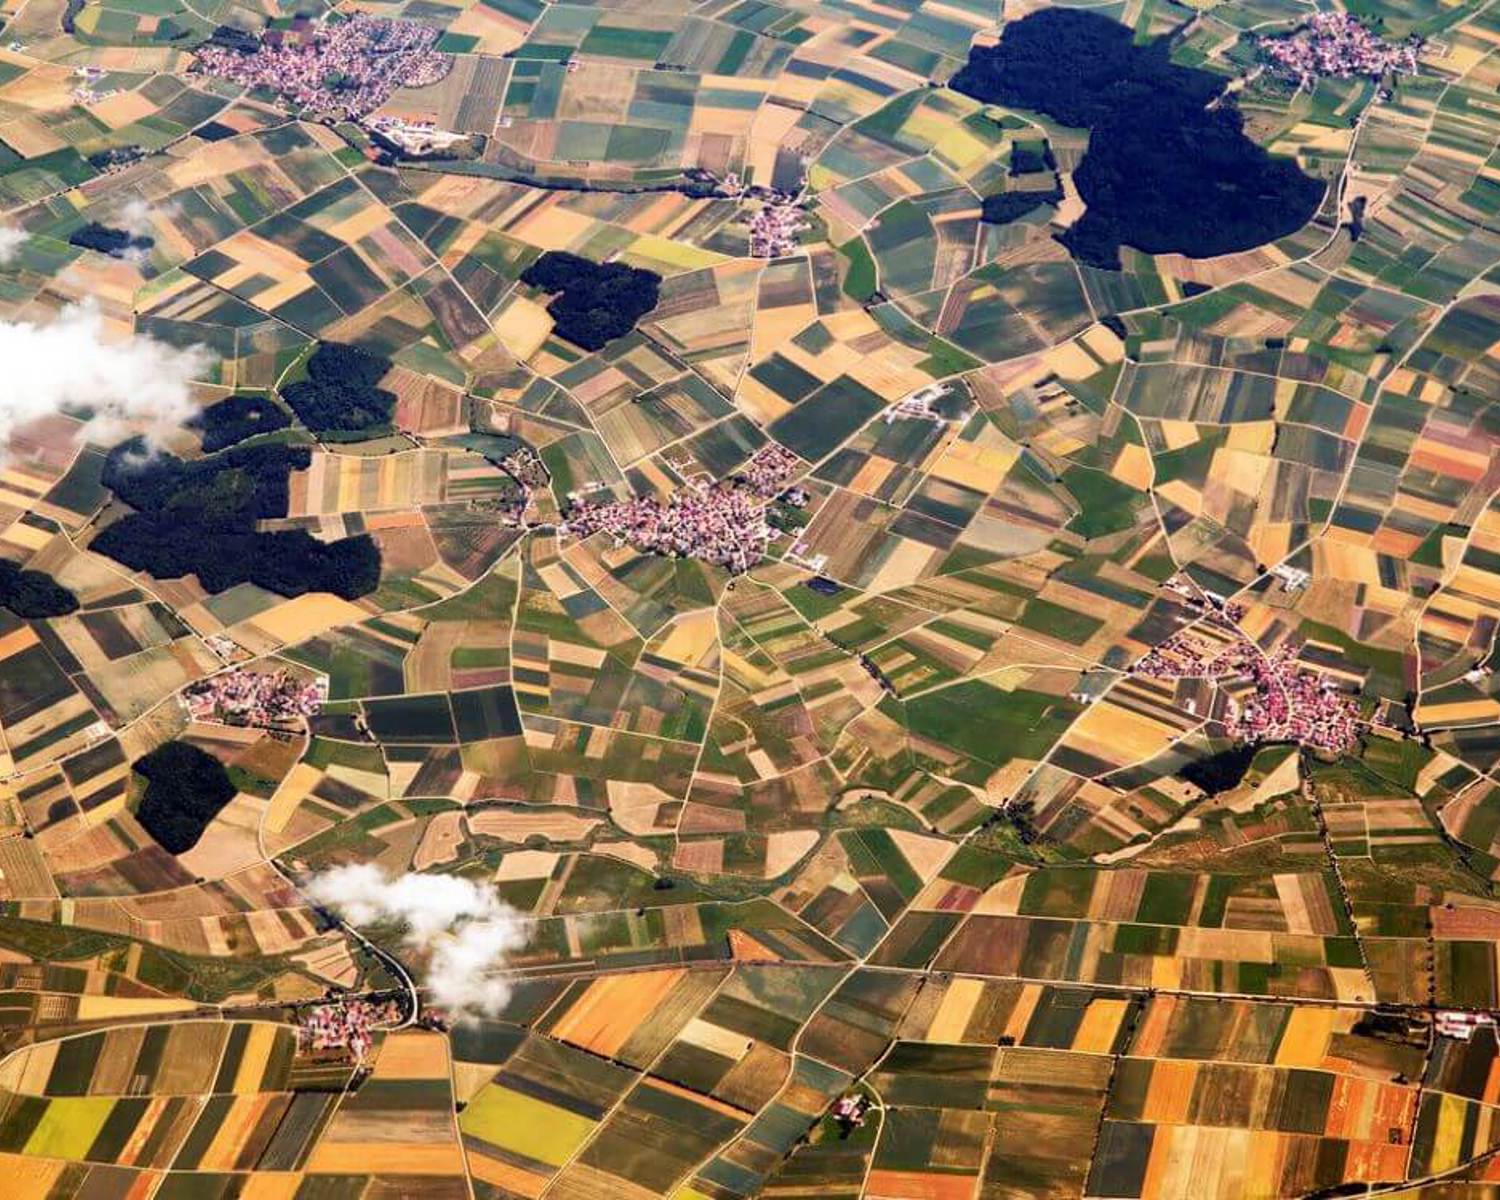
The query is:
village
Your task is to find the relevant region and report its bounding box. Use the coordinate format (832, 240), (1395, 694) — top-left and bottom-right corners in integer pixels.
(1259, 12), (1420, 89)
(183, 666), (327, 728)
(1134, 612), (1362, 756)
(747, 196), (809, 258)
(562, 445), (804, 572)
(296, 994), (404, 1063)
(193, 14), (449, 121)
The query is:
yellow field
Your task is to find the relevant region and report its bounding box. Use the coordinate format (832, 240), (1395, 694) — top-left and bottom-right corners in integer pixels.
(234, 594), (370, 648)
(548, 968), (686, 1058)
(493, 294), (555, 360)
(460, 1083), (596, 1167)
(374, 1030), (450, 1079)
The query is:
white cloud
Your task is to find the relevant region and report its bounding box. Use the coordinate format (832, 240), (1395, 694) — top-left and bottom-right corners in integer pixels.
(117, 197), (161, 238)
(0, 300), (213, 450)
(116, 198), (176, 251)
(306, 864), (527, 1020)
(0, 225), (27, 265)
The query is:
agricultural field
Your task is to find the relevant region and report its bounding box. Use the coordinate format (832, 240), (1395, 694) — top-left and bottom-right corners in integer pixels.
(2, 0), (1500, 1196)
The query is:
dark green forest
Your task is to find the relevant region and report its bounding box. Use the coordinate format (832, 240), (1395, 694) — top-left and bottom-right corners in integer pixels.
(191, 392), (292, 452)
(134, 741), (238, 854)
(92, 440), (380, 600)
(0, 561), (77, 619)
(68, 221), (153, 258)
(520, 251), (662, 352)
(281, 343), (397, 437)
(953, 9), (1324, 267)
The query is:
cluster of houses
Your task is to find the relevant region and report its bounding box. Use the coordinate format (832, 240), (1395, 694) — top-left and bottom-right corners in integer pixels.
(184, 667), (326, 728)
